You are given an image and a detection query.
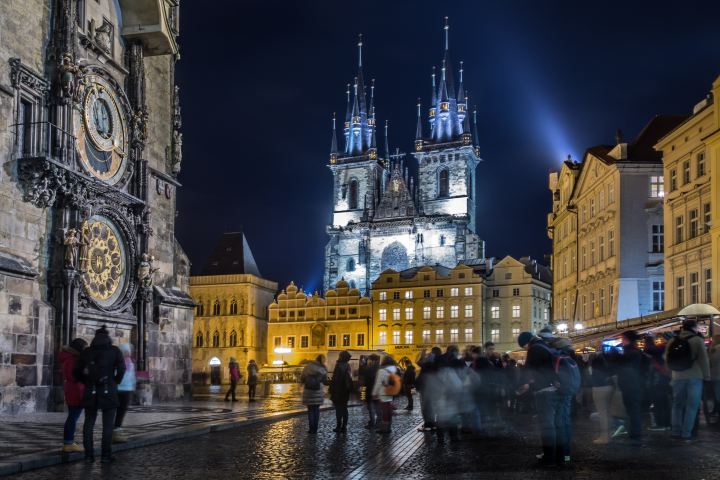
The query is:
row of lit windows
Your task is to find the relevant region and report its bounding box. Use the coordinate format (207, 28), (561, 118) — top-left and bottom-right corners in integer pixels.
(273, 333), (366, 349)
(674, 203), (710, 244)
(278, 307), (358, 318)
(378, 286), (473, 301)
(675, 270), (712, 308)
(196, 299), (240, 317)
(196, 330), (240, 348)
(490, 304), (522, 319)
(378, 304), (473, 321)
(378, 327), (473, 345)
(668, 152), (706, 192)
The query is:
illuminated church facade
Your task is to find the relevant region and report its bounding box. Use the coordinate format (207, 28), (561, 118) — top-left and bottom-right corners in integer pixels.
(324, 22), (485, 292)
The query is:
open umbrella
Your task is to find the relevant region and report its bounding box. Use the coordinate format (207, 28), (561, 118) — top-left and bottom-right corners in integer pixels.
(678, 304), (720, 316)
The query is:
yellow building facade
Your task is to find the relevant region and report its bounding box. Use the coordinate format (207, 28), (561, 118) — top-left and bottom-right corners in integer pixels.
(657, 76), (720, 310)
(549, 117), (685, 330)
(267, 280), (372, 366)
(190, 233), (277, 385)
(484, 256), (552, 352)
(371, 264), (484, 360)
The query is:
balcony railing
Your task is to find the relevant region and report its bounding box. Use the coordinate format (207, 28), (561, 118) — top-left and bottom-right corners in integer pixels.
(12, 121), (77, 165)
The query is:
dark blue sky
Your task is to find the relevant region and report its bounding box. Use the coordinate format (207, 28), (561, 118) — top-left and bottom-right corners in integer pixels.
(175, 0), (720, 291)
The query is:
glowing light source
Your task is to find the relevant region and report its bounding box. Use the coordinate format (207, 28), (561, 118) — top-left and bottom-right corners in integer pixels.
(556, 322), (568, 333)
(574, 323), (584, 331)
(272, 360), (285, 366)
(274, 347), (292, 354)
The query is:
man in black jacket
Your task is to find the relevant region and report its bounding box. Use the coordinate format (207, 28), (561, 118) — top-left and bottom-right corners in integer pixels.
(517, 332), (571, 468)
(75, 326), (126, 463)
(359, 354), (380, 429)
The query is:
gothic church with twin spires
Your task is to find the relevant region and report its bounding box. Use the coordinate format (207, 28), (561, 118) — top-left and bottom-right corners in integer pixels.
(324, 21), (485, 292)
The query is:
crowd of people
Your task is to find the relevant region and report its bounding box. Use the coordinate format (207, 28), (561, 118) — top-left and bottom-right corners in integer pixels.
(300, 318), (720, 469)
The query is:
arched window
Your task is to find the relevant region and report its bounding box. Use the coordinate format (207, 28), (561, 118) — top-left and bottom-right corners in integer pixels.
(346, 257), (355, 272)
(230, 299), (238, 315)
(348, 179), (359, 209)
(196, 332), (204, 347)
(212, 331), (220, 347)
(213, 300), (221, 316)
(229, 330), (238, 347)
(438, 169), (449, 198)
(196, 302), (204, 316)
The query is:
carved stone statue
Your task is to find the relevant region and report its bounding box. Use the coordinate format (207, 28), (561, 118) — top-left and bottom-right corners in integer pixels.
(93, 19), (113, 54)
(171, 130), (182, 174)
(59, 53), (79, 101)
(78, 219), (90, 272)
(63, 228), (81, 269)
(137, 253), (159, 288)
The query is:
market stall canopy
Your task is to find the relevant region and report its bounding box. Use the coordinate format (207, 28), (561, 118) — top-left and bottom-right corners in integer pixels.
(678, 304), (720, 316)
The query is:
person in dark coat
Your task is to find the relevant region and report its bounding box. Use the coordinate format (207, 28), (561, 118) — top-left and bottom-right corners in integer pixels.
(247, 360), (259, 402)
(608, 330), (646, 444)
(329, 350), (353, 433)
(359, 353), (380, 429)
(301, 355), (328, 434)
(60, 338), (87, 453)
(74, 326), (125, 463)
(402, 359), (416, 410)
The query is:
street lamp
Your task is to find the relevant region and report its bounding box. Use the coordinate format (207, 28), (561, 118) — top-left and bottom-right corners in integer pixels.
(557, 322), (568, 334)
(574, 322), (584, 332)
(274, 347), (292, 381)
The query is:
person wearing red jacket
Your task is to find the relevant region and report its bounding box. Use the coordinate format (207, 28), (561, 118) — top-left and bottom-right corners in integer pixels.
(60, 338), (87, 453)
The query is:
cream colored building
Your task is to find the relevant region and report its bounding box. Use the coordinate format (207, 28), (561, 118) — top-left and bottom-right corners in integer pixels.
(190, 233), (277, 385)
(548, 116), (685, 330)
(267, 280), (372, 367)
(656, 76), (719, 310)
(371, 264), (484, 360)
(484, 256), (552, 352)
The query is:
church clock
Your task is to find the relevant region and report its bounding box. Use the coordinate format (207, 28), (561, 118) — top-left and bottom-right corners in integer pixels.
(81, 215), (128, 307)
(75, 75), (128, 184)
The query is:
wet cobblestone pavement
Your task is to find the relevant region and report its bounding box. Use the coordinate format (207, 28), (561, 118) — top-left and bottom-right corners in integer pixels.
(7, 401), (720, 479)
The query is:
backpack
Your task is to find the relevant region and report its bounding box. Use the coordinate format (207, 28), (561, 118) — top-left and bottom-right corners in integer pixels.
(666, 335), (697, 371)
(384, 372), (402, 396)
(86, 349), (109, 386)
(537, 342), (581, 396)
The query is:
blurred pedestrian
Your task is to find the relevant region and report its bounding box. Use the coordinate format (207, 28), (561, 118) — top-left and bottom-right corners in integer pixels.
(402, 359), (416, 410)
(665, 319), (710, 441)
(435, 345), (465, 443)
(247, 359), (259, 402)
(373, 356), (400, 433)
(113, 343), (136, 443)
(359, 354), (380, 429)
(517, 332), (571, 468)
(329, 351), (353, 433)
(709, 334), (720, 415)
(75, 326), (125, 463)
(645, 334), (672, 431)
(608, 330), (646, 444)
(589, 352), (614, 444)
(416, 347), (442, 431)
(224, 357), (241, 402)
(60, 337), (87, 453)
(301, 354), (328, 434)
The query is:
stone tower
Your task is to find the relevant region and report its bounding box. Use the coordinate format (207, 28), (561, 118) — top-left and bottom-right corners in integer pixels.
(324, 21), (485, 293)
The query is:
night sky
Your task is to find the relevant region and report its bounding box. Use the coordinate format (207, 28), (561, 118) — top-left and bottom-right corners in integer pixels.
(175, 0), (720, 292)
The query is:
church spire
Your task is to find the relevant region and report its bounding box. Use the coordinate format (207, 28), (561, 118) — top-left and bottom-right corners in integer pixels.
(330, 112), (338, 163)
(384, 120), (390, 161)
(472, 106), (480, 155)
(428, 16), (462, 144)
(415, 99), (423, 151)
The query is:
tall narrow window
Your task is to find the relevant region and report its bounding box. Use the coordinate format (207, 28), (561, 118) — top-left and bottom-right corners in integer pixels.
(378, 308), (387, 321)
(436, 305), (445, 319)
(405, 330), (413, 344)
(356, 333), (365, 347)
(18, 99), (33, 156)
(422, 329), (431, 343)
(704, 203), (711, 232)
(675, 215), (684, 244)
(213, 300), (221, 316)
(690, 209), (699, 239)
(599, 288), (605, 316)
(512, 305), (520, 318)
(491, 328), (500, 343)
(212, 331), (220, 347)
(405, 306), (414, 320)
(435, 329), (445, 343)
(652, 281), (664, 311)
(599, 236), (605, 261)
(670, 169), (677, 191)
(346, 258), (356, 272)
(230, 299), (238, 315)
(697, 152), (706, 177)
(392, 307), (401, 320)
(196, 332), (204, 347)
(608, 231), (615, 257)
(464, 304), (473, 318)
(450, 305), (459, 318)
(348, 180), (359, 209)
(423, 306), (431, 319)
(378, 331), (387, 345)
(229, 330), (237, 347)
(438, 169), (449, 197)
(490, 305), (499, 319)
(705, 269), (712, 303)
(651, 225), (664, 253)
(690, 272), (699, 304)
(449, 328), (459, 343)
(683, 161), (690, 184)
(464, 328), (473, 342)
(676, 276), (685, 308)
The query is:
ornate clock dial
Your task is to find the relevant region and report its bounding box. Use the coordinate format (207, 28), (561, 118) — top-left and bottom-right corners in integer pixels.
(75, 75), (128, 184)
(81, 215), (127, 307)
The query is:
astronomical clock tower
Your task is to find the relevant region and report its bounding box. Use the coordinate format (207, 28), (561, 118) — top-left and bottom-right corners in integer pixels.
(0, 0), (193, 412)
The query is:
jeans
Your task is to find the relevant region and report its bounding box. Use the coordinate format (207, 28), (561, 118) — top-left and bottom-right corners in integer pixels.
(83, 408), (116, 459)
(115, 391), (131, 428)
(365, 396), (378, 426)
(534, 390), (571, 464)
(671, 378), (703, 438)
(307, 404), (321, 433)
(63, 406), (84, 444)
(334, 401), (348, 429)
(248, 384), (257, 400)
(652, 380), (672, 427)
(621, 387), (643, 439)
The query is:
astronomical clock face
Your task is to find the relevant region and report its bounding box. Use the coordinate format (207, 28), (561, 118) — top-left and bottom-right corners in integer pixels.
(81, 215), (127, 307)
(75, 75), (128, 184)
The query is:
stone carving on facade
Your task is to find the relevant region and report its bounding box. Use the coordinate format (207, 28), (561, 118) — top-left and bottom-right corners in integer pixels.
(9, 58), (50, 96)
(63, 228), (81, 269)
(130, 107), (149, 150)
(78, 218), (90, 273)
(137, 253), (159, 289)
(88, 18), (113, 55)
(57, 52), (85, 103)
(171, 85), (183, 175)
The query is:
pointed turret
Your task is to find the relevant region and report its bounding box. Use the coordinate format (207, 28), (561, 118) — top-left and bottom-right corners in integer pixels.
(330, 112), (338, 163)
(415, 99), (423, 151)
(472, 106), (480, 155)
(384, 120), (390, 162)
